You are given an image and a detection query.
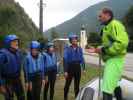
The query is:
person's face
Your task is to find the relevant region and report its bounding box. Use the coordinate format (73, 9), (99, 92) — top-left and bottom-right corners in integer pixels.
(98, 11), (111, 23)
(31, 49), (39, 56)
(71, 38), (78, 45)
(49, 46), (54, 53)
(10, 40), (19, 50)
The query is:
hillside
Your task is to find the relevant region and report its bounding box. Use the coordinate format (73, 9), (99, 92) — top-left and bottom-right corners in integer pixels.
(45, 0), (133, 37)
(0, 0), (42, 48)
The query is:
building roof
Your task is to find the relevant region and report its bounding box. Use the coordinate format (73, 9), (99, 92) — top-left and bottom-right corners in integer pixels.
(53, 38), (69, 42)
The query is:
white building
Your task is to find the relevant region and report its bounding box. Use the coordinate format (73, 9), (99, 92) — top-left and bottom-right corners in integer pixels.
(80, 25), (88, 52)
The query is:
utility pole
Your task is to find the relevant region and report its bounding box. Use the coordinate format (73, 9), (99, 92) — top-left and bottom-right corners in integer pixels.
(39, 0), (43, 34)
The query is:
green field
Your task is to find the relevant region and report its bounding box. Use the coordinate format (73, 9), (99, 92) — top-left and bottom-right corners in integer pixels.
(0, 65), (100, 100)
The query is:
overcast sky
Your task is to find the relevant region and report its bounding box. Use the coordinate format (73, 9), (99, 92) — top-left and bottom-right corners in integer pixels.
(15, 0), (106, 31)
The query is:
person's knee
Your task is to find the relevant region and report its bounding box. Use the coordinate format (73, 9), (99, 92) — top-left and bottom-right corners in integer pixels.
(103, 92), (112, 100)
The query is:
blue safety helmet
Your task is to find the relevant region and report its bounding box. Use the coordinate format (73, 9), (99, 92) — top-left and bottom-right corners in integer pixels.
(47, 42), (54, 49)
(68, 32), (78, 42)
(4, 34), (19, 48)
(30, 41), (40, 49)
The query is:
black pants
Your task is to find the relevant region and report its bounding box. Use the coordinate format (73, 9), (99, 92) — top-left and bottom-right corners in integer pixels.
(64, 63), (81, 100)
(43, 70), (56, 100)
(27, 74), (42, 100)
(103, 86), (123, 100)
(4, 77), (25, 100)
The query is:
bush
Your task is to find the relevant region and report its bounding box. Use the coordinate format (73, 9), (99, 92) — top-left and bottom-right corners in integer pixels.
(0, 1), (43, 49)
(0, 32), (5, 48)
(87, 32), (101, 47)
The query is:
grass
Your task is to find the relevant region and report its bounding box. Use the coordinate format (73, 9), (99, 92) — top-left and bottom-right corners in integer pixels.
(0, 65), (100, 100)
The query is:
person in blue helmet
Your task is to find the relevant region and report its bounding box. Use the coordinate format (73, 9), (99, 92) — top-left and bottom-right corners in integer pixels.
(43, 42), (57, 100)
(23, 41), (45, 100)
(64, 33), (85, 100)
(0, 34), (25, 100)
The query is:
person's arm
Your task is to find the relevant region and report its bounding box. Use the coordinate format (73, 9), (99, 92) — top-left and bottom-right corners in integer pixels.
(42, 53), (47, 80)
(0, 79), (6, 94)
(79, 48), (86, 71)
(0, 53), (7, 86)
(41, 54), (46, 86)
(0, 52), (7, 65)
(23, 57), (29, 83)
(54, 53), (58, 70)
(63, 48), (69, 79)
(0, 80), (5, 86)
(0, 53), (6, 94)
(0, 80), (2, 86)
(41, 54), (45, 80)
(56, 53), (61, 67)
(80, 48), (85, 64)
(63, 48), (68, 72)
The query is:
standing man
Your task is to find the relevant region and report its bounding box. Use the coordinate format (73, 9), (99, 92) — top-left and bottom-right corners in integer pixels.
(87, 8), (129, 100)
(24, 41), (45, 100)
(64, 33), (85, 100)
(0, 34), (25, 100)
(43, 42), (57, 100)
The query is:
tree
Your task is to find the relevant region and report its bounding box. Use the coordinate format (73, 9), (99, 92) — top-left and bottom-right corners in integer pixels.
(87, 32), (101, 44)
(123, 6), (133, 52)
(0, 32), (5, 48)
(50, 28), (59, 40)
(38, 36), (48, 51)
(0, 1), (43, 49)
(123, 6), (133, 38)
(86, 32), (101, 47)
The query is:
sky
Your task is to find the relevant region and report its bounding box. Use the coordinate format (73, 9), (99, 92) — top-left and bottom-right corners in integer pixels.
(15, 0), (106, 31)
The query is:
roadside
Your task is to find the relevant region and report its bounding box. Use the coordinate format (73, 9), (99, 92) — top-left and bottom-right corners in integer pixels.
(84, 53), (133, 81)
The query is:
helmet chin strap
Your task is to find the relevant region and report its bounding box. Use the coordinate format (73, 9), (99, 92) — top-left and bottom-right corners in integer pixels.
(71, 44), (78, 48)
(31, 54), (38, 58)
(9, 47), (18, 53)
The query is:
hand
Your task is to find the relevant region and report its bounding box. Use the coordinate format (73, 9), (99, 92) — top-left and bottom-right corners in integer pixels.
(25, 82), (32, 91)
(95, 48), (102, 53)
(42, 80), (45, 87)
(44, 76), (48, 85)
(29, 82), (32, 91)
(25, 83), (29, 91)
(64, 72), (68, 79)
(0, 86), (6, 94)
(86, 47), (96, 53)
(86, 47), (101, 53)
(57, 61), (60, 66)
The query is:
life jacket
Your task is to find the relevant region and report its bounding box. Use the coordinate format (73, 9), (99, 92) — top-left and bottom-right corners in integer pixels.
(65, 46), (83, 64)
(0, 49), (21, 78)
(25, 52), (44, 74)
(43, 52), (57, 71)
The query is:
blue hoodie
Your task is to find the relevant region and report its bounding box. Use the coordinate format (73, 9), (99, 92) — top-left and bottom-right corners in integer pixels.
(64, 46), (85, 72)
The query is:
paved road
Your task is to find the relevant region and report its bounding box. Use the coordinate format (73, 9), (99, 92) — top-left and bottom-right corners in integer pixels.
(84, 53), (133, 80)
